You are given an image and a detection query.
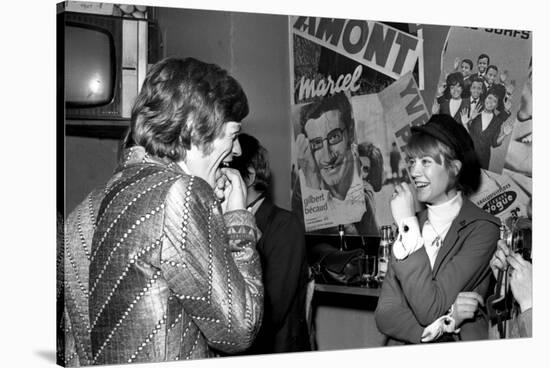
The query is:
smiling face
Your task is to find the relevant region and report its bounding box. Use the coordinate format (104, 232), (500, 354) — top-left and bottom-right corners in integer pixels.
(450, 82), (463, 99)
(485, 67), (498, 86)
(478, 57), (489, 74)
(182, 121), (242, 187)
(304, 110), (354, 189)
(461, 61), (472, 77)
(470, 80), (484, 99)
(408, 155), (456, 205)
(484, 93), (498, 112)
(211, 121), (242, 165)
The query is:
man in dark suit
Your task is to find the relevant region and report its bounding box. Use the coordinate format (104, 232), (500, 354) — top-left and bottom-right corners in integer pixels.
(484, 65), (509, 115)
(231, 133), (312, 354)
(458, 76), (485, 127)
(459, 58), (474, 99)
(473, 53), (490, 79)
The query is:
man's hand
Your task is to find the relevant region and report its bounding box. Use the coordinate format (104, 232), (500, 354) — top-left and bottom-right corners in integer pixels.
(470, 103), (482, 120)
(460, 107), (470, 128)
(453, 57), (461, 71)
(490, 239), (510, 279)
(218, 167), (247, 213)
(436, 81), (446, 98)
(451, 292), (484, 327)
(507, 252), (532, 312)
(296, 133), (321, 188)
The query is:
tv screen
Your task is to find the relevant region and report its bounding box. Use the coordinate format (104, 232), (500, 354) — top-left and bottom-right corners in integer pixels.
(65, 24), (115, 107)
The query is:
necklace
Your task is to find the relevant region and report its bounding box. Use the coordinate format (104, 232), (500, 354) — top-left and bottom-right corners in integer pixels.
(424, 219), (444, 249)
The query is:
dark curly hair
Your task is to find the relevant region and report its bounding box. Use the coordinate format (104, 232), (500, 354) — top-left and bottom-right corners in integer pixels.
(461, 58), (473, 71)
(230, 133), (271, 193)
(124, 57), (249, 161)
(446, 72), (464, 90)
(357, 142), (384, 192)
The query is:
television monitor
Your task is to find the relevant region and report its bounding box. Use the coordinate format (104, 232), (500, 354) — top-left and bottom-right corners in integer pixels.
(65, 24), (115, 107)
(59, 10), (148, 122)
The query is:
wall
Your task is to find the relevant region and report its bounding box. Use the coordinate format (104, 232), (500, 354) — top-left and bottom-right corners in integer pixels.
(158, 7), (292, 210)
(66, 7), (292, 212)
(231, 12), (292, 211)
(65, 136), (120, 213)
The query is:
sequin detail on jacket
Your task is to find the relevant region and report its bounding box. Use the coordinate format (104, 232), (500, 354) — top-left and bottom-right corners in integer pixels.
(61, 147), (263, 366)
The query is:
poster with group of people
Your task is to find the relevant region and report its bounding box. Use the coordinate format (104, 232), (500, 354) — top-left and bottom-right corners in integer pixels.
(289, 16), (532, 235)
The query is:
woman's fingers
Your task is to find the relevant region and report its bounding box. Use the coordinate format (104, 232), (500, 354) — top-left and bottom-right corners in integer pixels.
(400, 182), (413, 195)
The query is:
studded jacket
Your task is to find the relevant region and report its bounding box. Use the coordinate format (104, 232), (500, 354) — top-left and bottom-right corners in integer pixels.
(61, 146), (263, 366)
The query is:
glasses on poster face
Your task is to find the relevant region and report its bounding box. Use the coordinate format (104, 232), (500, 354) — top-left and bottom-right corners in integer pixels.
(309, 128), (345, 152)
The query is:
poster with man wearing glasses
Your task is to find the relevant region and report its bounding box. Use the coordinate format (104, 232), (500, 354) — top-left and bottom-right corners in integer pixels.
(291, 92), (370, 233)
(289, 16), (424, 234)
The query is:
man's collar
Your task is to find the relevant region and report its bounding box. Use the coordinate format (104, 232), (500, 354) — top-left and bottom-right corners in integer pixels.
(117, 146), (183, 173)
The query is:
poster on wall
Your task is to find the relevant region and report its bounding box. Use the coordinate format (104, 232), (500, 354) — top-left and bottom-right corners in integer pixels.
(434, 26), (533, 222)
(289, 16), (424, 234)
(470, 169), (531, 223)
(352, 72), (430, 227)
(289, 16), (533, 234)
(431, 26), (532, 174)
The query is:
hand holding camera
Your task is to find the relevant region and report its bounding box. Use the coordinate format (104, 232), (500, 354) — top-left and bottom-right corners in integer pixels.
(506, 252), (532, 313)
(489, 238), (532, 312)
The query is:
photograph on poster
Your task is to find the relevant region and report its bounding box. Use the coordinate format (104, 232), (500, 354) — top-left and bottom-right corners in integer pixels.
(57, 1), (535, 367)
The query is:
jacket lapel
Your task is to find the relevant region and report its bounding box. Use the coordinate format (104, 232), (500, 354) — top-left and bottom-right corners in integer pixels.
(432, 217), (462, 276)
(431, 200), (475, 276)
(254, 198), (273, 233)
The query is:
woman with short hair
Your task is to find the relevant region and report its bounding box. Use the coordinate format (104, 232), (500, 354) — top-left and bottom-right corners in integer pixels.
(375, 114), (500, 344)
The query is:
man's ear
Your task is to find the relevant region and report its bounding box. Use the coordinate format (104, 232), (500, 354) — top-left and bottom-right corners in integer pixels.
(246, 166), (256, 187)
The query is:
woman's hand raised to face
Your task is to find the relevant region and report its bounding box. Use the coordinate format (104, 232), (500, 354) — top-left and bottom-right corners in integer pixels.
(390, 182), (416, 226)
(218, 167), (247, 213)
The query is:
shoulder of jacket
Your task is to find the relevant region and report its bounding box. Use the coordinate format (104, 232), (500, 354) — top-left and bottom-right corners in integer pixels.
(168, 173), (217, 205)
(456, 199), (500, 229)
(271, 203), (303, 225)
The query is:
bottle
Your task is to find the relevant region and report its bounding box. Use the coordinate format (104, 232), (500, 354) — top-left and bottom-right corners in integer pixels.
(377, 226), (390, 282)
(388, 225), (396, 252)
(338, 224), (347, 251)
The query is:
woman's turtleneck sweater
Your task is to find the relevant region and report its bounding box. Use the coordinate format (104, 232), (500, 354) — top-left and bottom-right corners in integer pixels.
(393, 192), (463, 268)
